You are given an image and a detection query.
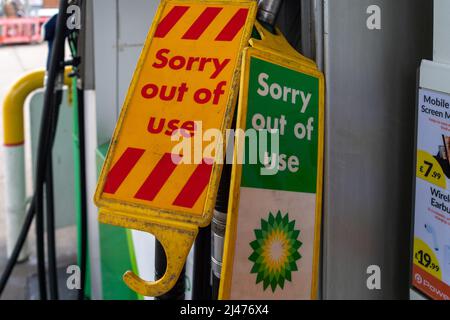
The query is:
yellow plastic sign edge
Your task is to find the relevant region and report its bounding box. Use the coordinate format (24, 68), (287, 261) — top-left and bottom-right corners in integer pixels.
(250, 21), (317, 68)
(219, 46), (325, 300)
(99, 209), (198, 297)
(94, 0), (257, 297)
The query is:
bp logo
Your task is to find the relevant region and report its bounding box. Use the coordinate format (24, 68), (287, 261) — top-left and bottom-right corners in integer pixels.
(249, 212), (302, 292)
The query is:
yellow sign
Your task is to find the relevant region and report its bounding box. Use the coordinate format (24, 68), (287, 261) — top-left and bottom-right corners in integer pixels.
(219, 22), (325, 300)
(416, 150), (447, 189)
(413, 238), (442, 281)
(94, 0), (256, 297)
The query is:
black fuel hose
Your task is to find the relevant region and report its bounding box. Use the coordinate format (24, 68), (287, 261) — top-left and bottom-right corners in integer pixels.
(45, 87), (64, 300)
(0, 0), (69, 299)
(34, 0), (68, 298)
(67, 0), (87, 299)
(192, 225), (212, 300)
(76, 85), (88, 301)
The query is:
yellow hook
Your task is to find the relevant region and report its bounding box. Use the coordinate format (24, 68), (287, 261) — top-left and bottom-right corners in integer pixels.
(99, 210), (198, 297)
(251, 21), (317, 68)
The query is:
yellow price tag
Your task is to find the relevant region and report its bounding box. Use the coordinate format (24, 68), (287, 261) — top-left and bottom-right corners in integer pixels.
(417, 150), (447, 189)
(414, 238), (442, 281)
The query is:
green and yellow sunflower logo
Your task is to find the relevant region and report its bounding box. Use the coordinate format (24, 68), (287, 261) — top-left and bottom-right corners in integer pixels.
(249, 211), (302, 292)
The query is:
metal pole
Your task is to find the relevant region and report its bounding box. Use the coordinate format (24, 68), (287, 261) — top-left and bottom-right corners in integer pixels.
(2, 70), (46, 263)
(3, 142), (28, 262)
(211, 163), (232, 299)
(45, 75), (64, 300)
(257, 0), (284, 28)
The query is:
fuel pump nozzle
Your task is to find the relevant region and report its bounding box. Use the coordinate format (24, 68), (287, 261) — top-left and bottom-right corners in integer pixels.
(257, 0), (283, 29)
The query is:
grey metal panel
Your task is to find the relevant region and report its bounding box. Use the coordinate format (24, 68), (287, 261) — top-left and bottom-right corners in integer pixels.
(322, 0), (433, 299)
(93, 0), (157, 143)
(117, 0), (157, 45)
(91, 0), (119, 300)
(80, 0), (95, 90)
(278, 0), (302, 53)
(29, 90), (75, 229)
(278, 0), (316, 60)
(298, 0), (315, 60)
(93, 0), (118, 145)
(117, 0), (158, 108)
(434, 0), (450, 64)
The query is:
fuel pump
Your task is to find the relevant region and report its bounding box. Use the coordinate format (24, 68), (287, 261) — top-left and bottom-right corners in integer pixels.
(92, 0), (319, 300)
(0, 0), (69, 298)
(0, 0), (88, 300)
(94, 0), (257, 298)
(0, 0), (438, 302)
(210, 1), (284, 298)
(218, 0), (324, 300)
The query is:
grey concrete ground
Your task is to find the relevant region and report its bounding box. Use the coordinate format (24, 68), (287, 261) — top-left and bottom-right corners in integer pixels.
(0, 43), (77, 300)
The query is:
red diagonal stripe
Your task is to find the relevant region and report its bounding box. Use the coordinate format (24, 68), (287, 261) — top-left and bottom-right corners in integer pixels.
(173, 159), (213, 209)
(135, 153), (182, 202)
(182, 7), (223, 40)
(215, 8), (249, 41)
(155, 6), (189, 38)
(104, 148), (145, 195)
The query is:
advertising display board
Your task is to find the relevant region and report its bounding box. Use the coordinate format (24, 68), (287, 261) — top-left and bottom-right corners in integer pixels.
(412, 88), (450, 300)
